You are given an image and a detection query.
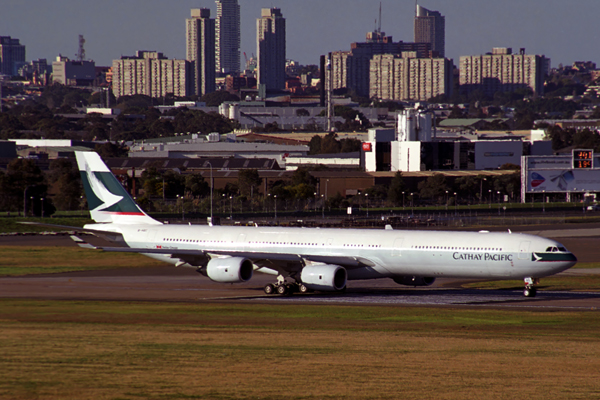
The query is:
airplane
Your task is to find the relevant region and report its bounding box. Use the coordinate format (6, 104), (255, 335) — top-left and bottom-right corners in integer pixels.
(68, 151), (577, 298)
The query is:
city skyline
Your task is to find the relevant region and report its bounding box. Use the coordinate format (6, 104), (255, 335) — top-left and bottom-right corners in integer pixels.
(1, 0), (598, 69)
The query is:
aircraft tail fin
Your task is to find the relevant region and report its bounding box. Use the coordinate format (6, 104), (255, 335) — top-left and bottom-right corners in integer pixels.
(75, 151), (161, 225)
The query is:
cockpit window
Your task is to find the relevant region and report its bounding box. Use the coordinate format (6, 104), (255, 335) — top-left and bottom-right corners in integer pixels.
(558, 247), (567, 252)
(546, 246), (553, 252)
(552, 247), (559, 252)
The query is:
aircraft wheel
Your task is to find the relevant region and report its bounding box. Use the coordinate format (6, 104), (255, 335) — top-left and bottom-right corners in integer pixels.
(298, 284), (309, 293)
(264, 284), (275, 295)
(524, 287), (537, 297)
(276, 284), (288, 295)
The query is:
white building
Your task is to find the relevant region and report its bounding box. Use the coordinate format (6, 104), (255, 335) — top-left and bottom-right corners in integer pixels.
(111, 51), (190, 98)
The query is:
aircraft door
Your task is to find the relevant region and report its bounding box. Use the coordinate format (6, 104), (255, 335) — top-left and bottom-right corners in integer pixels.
(518, 241), (531, 260)
(391, 238), (404, 256)
(237, 234), (247, 250)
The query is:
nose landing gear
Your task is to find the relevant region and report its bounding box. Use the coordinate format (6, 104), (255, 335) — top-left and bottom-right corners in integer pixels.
(523, 277), (539, 297)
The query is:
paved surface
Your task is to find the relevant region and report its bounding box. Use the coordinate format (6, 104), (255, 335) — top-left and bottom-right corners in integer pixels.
(0, 228), (599, 311)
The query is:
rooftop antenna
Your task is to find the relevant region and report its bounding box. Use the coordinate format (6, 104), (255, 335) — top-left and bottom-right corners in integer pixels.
(378, 2), (382, 33)
(76, 34), (86, 62)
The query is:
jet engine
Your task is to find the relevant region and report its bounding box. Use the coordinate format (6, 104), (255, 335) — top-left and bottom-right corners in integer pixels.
(393, 276), (436, 287)
(301, 264), (347, 292)
(205, 257), (253, 283)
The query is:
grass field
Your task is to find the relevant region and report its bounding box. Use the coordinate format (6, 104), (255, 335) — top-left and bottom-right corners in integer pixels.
(0, 300), (599, 400)
(0, 246), (166, 276)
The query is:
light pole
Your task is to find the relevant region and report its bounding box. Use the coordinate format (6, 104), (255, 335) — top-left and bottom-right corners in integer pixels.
(480, 178), (487, 205)
(274, 194), (277, 220)
(454, 192), (457, 214)
(314, 192), (317, 213)
(40, 197), (44, 218)
(229, 195), (233, 219)
(488, 189), (492, 208)
(207, 161), (213, 224)
(543, 190), (546, 213)
(402, 191), (405, 210)
(23, 185), (33, 217)
(445, 190), (449, 210)
(410, 192), (414, 213)
(365, 193), (369, 217)
(322, 194), (325, 219)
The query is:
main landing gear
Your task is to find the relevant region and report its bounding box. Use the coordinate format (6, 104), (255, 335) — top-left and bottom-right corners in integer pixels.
(523, 277), (539, 297)
(263, 275), (309, 296)
(263, 282), (310, 295)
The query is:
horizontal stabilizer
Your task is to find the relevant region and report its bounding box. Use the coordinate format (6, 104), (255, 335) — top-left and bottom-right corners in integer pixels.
(70, 235), (97, 249)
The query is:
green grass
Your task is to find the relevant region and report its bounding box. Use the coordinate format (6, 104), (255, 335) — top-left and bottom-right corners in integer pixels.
(0, 246), (165, 276)
(463, 274), (600, 292)
(0, 217), (92, 233)
(0, 300), (599, 400)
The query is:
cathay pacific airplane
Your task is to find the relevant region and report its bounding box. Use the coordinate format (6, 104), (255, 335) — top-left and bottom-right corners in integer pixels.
(69, 151), (577, 298)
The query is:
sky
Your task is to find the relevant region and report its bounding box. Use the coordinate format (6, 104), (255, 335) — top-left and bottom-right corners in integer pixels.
(2, 0), (599, 69)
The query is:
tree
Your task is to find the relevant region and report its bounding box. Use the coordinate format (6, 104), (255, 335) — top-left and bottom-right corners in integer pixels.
(308, 135), (322, 155)
(199, 91), (240, 107)
(48, 158), (81, 211)
(320, 132), (341, 154)
(454, 176), (479, 204)
(95, 142), (128, 158)
(185, 173), (209, 198)
(296, 108), (310, 117)
(0, 159), (50, 215)
(387, 172), (405, 206)
(418, 174), (449, 204)
(238, 169), (262, 198)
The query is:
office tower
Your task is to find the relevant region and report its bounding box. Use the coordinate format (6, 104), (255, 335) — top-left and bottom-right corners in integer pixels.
(112, 51), (191, 98)
(370, 53), (453, 101)
(257, 8), (286, 91)
(460, 48), (550, 96)
(216, 0), (241, 74)
(414, 5), (445, 57)
(186, 8), (216, 96)
(0, 36), (26, 76)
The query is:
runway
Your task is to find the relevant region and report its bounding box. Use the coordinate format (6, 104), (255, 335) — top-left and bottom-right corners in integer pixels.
(1, 228), (599, 310)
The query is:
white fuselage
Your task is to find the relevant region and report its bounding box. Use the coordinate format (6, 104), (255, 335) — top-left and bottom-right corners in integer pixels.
(93, 224), (577, 281)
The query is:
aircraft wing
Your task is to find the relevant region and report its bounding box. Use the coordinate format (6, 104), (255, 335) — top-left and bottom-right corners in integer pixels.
(70, 236), (377, 271)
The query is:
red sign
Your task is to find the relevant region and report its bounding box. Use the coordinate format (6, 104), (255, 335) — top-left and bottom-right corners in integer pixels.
(362, 142), (372, 152)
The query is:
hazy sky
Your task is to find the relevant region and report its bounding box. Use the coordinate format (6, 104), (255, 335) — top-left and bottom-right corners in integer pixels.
(2, 0), (598, 68)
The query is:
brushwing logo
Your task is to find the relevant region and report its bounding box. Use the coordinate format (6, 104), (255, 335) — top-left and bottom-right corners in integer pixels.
(531, 172), (546, 188)
(85, 163), (123, 212)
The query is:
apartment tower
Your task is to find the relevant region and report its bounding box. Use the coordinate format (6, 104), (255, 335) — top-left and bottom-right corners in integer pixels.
(216, 0), (241, 75)
(459, 48), (550, 96)
(186, 8), (216, 96)
(414, 5), (445, 58)
(257, 8), (286, 91)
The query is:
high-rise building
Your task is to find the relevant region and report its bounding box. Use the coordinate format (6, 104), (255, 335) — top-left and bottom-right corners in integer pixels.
(370, 53), (453, 101)
(257, 8), (286, 91)
(459, 48), (550, 97)
(216, 0), (240, 75)
(111, 51), (191, 98)
(331, 33), (431, 97)
(0, 36), (26, 76)
(414, 5), (445, 58)
(186, 8), (216, 96)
